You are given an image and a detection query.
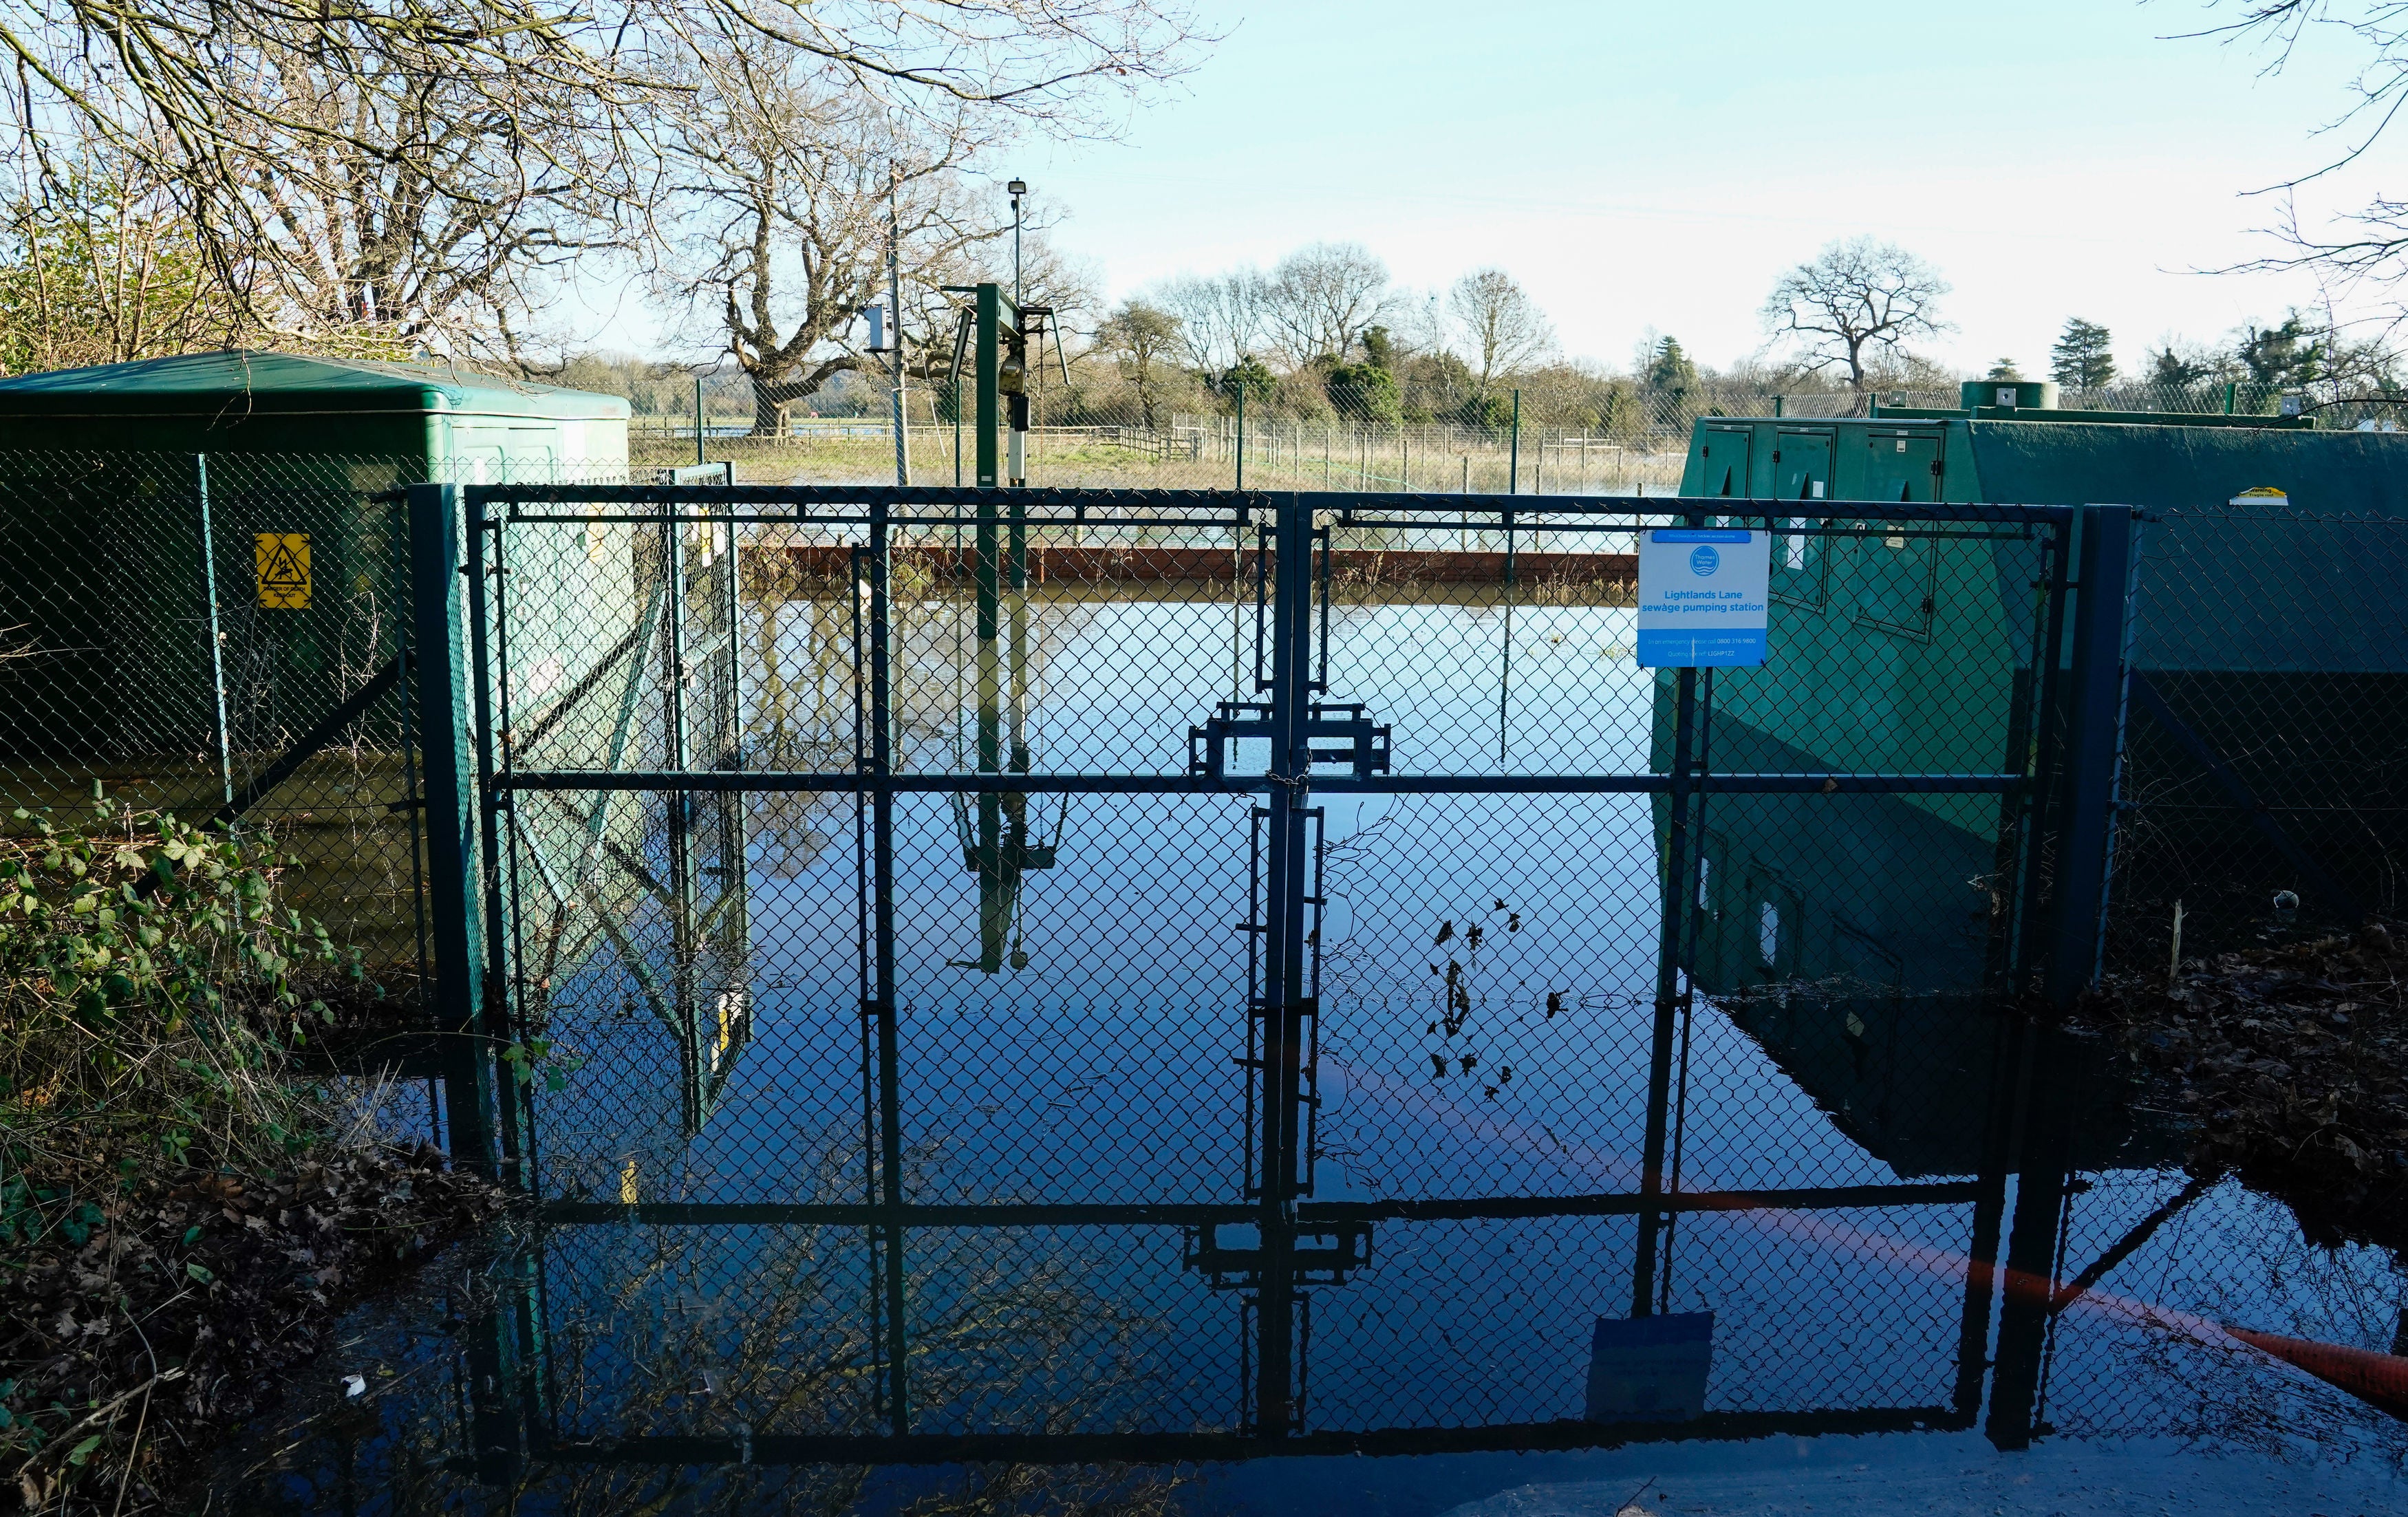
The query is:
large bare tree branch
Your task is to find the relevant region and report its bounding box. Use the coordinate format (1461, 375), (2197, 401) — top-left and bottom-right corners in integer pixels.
(0, 0), (1207, 364)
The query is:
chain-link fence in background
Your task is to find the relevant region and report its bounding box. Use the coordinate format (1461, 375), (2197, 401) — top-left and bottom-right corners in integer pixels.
(626, 372), (2402, 492)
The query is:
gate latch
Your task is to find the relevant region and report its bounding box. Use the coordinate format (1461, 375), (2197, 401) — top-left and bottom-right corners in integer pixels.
(1188, 702), (1391, 782)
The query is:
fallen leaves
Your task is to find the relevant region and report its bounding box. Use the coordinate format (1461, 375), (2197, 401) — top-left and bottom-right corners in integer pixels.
(2076, 921), (2408, 1250)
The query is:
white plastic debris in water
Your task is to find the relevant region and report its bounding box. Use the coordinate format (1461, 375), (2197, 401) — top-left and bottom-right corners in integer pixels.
(342, 1374), (367, 1398)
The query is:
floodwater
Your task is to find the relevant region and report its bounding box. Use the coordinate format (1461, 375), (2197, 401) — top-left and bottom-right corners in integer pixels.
(213, 592), (2408, 1513)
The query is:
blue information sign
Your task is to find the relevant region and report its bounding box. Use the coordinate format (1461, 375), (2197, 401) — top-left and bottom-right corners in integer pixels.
(1635, 528), (1770, 667)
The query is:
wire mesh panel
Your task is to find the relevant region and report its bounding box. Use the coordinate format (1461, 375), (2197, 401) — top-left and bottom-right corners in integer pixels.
(0, 450), (433, 987)
(2111, 506), (2408, 967)
(470, 484), (2093, 1455)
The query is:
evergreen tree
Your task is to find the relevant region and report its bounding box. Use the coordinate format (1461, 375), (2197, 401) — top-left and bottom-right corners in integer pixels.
(1324, 361), (1403, 427)
(2237, 314), (2326, 389)
(1359, 324), (1396, 371)
(2049, 319), (2116, 390)
(2148, 345), (2217, 387)
(1644, 336), (1695, 398)
(1986, 358), (2023, 380)
(1218, 356), (1276, 409)
(1450, 391), (1515, 434)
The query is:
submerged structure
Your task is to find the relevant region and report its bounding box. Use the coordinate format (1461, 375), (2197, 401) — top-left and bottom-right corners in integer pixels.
(1669, 380), (2408, 1014)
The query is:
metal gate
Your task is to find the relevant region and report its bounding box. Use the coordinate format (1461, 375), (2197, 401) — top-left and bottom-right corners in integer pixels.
(413, 483), (2134, 1461)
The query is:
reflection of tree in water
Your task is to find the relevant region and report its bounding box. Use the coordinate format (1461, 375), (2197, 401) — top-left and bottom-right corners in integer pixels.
(2040, 1175), (2408, 1470)
(226, 1202), (1183, 1514)
(744, 569), (1099, 879)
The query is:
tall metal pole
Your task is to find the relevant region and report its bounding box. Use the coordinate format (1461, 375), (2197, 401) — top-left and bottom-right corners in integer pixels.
(694, 373), (706, 466)
(1234, 382), (1245, 491)
(973, 283), (1009, 972)
(888, 169), (911, 487)
(1009, 182), (1024, 308)
(193, 455), (233, 810)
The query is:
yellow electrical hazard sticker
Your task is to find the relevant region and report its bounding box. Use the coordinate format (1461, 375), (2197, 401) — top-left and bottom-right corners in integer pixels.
(255, 532), (311, 609)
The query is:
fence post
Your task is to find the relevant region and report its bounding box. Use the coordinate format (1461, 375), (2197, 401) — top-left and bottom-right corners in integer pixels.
(1635, 507), (1706, 1316)
(1508, 388), (1522, 495)
(1254, 491), (1315, 1437)
(194, 455), (233, 810)
(406, 484), (498, 1176)
(1235, 382), (1245, 491)
(2045, 505), (2140, 1007)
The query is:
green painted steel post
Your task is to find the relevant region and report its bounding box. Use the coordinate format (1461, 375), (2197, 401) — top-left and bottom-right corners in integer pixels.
(2224, 380), (2237, 416)
(971, 283), (1011, 972)
(976, 285), (1002, 488)
(405, 484), (497, 1176)
(1256, 491), (1315, 1437)
(867, 493), (909, 1435)
(695, 374), (706, 465)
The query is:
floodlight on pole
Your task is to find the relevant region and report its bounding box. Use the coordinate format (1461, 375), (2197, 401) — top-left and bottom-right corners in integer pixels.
(1007, 179), (1026, 307)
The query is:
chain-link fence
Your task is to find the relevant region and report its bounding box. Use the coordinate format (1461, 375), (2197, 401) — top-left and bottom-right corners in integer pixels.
(0, 452), (437, 985)
(623, 369), (2403, 492)
(10, 441), (2399, 1466)
(446, 481), (2108, 1451)
(2107, 506), (2408, 969)
(0, 449), (652, 1009)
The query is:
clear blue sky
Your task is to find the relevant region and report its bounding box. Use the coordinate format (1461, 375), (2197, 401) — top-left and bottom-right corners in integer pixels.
(577, 1), (2391, 376)
(1010, 0), (2383, 375)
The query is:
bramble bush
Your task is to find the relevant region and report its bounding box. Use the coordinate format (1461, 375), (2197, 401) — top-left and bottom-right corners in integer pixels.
(0, 803), (367, 1247)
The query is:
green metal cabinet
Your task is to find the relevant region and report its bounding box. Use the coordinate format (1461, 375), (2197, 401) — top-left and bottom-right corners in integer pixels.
(1668, 400), (2408, 995)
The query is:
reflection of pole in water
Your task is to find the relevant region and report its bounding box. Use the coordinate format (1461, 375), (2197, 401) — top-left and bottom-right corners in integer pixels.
(967, 279), (1033, 975)
(1005, 491), (1031, 971)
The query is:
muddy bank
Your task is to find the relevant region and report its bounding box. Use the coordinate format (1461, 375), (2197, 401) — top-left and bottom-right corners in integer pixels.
(2073, 923), (2408, 1252)
(3, 1144), (504, 1512)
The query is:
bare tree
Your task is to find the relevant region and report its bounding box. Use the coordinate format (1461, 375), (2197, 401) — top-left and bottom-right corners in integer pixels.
(1445, 267), (1554, 394)
(1760, 236), (1953, 391)
(0, 0), (1209, 365)
(1261, 241), (1390, 365)
(1152, 268), (1269, 377)
(658, 28), (1009, 431)
(2177, 4), (2408, 315)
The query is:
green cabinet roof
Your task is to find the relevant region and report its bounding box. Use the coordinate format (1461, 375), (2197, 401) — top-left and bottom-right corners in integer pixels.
(0, 350), (628, 420)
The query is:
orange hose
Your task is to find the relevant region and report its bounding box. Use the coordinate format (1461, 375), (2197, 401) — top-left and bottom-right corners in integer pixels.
(2226, 1326), (2408, 1419)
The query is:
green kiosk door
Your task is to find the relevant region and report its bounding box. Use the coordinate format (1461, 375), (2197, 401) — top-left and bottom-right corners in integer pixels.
(1772, 429), (1834, 609)
(1851, 429), (1942, 639)
(1697, 427), (1752, 497)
